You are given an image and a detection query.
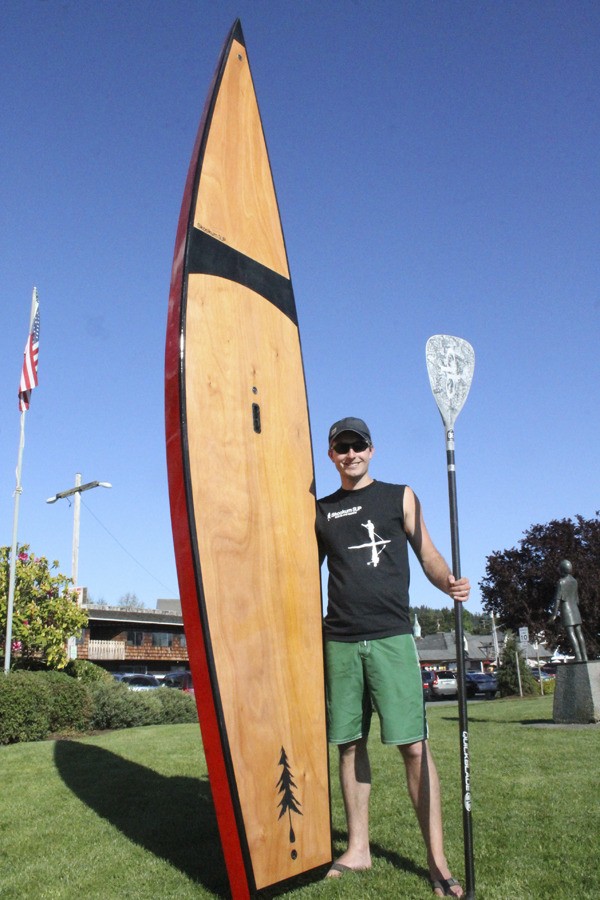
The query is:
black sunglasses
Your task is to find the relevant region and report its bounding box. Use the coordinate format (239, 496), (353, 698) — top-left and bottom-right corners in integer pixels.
(331, 439), (370, 454)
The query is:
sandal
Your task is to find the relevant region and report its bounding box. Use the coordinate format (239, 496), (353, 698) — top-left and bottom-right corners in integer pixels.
(326, 862), (352, 878)
(431, 876), (463, 897)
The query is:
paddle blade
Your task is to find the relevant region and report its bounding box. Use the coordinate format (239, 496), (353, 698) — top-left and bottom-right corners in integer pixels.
(426, 335), (475, 429)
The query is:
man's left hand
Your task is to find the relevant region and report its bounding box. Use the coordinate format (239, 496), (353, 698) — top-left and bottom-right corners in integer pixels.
(448, 574), (470, 603)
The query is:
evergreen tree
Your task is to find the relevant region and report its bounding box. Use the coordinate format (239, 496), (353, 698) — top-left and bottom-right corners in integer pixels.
(410, 604), (491, 636)
(497, 633), (537, 697)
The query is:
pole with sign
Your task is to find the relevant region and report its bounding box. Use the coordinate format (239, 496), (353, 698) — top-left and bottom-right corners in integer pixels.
(518, 627), (529, 645)
(516, 627), (529, 697)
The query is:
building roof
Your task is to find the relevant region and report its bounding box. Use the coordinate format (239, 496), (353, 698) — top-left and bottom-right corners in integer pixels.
(416, 630), (552, 664)
(84, 605), (183, 627)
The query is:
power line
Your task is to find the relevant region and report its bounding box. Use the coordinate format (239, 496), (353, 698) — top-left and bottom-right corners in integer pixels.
(80, 495), (177, 595)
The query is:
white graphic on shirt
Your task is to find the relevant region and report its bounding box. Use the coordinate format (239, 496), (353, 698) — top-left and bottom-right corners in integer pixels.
(348, 520), (391, 567)
(328, 505), (362, 520)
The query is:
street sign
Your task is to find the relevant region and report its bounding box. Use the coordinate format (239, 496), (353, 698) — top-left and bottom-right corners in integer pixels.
(518, 627), (529, 645)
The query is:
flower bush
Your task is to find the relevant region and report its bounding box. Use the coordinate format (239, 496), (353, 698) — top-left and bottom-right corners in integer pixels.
(0, 544), (88, 669)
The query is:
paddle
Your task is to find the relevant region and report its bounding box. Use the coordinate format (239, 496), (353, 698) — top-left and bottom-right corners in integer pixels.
(425, 334), (476, 900)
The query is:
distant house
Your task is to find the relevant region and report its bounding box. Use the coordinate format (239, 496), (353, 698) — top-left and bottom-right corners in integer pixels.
(76, 599), (189, 676)
(415, 630), (552, 671)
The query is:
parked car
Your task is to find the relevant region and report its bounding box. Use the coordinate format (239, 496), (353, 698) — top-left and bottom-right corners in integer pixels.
(431, 670), (458, 700)
(120, 673), (161, 691)
(465, 671), (497, 699)
(421, 670), (438, 701)
(530, 667), (555, 682)
(162, 671), (194, 694)
(542, 663), (559, 676)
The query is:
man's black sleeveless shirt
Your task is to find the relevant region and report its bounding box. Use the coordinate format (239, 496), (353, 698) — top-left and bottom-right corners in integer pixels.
(316, 480), (411, 641)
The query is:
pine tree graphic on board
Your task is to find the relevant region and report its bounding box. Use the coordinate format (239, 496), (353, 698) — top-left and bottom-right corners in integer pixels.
(276, 746), (302, 844)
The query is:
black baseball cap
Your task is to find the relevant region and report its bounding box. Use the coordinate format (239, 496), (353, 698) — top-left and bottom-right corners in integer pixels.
(328, 417), (372, 447)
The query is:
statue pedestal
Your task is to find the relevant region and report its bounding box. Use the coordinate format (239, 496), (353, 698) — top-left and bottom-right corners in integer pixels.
(553, 660), (600, 724)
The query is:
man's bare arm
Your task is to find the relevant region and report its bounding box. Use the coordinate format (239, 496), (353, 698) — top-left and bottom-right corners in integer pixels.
(403, 485), (470, 602)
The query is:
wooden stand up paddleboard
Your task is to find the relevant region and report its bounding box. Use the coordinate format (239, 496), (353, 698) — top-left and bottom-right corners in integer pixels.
(165, 20), (331, 898)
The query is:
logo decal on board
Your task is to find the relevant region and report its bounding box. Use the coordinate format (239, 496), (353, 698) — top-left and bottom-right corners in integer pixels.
(277, 746), (302, 859)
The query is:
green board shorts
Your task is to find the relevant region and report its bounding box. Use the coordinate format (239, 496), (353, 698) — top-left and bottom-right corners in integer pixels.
(325, 634), (428, 746)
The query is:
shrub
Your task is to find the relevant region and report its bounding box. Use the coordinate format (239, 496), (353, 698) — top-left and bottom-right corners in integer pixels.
(64, 659), (113, 684)
(87, 683), (199, 730)
(87, 681), (147, 730)
(0, 671), (52, 744)
(154, 687), (198, 724)
(537, 677), (556, 695)
(0, 673), (199, 744)
(0, 671), (92, 743)
(43, 671), (92, 732)
(130, 689), (165, 726)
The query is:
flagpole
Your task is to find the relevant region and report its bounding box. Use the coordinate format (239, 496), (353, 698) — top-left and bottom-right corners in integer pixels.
(4, 288), (38, 675)
(4, 413), (27, 674)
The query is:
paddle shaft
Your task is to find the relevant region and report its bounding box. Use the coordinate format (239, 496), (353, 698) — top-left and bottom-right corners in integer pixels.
(444, 425), (475, 899)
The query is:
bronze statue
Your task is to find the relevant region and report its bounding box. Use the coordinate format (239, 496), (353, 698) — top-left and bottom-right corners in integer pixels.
(549, 560), (588, 662)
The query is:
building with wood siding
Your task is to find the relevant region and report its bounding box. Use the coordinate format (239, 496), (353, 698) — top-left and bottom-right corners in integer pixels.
(76, 599), (189, 676)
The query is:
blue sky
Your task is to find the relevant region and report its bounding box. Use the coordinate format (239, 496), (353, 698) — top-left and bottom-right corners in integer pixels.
(2, 1), (599, 614)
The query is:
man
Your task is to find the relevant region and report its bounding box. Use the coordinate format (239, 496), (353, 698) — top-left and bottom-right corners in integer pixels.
(316, 417), (469, 898)
(549, 559), (588, 661)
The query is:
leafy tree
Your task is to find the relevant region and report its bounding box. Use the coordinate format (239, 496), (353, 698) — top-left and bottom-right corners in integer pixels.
(480, 514), (600, 659)
(0, 545), (88, 670)
(496, 633), (538, 697)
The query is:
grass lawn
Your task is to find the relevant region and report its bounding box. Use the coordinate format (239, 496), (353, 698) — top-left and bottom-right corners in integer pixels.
(1, 696), (598, 899)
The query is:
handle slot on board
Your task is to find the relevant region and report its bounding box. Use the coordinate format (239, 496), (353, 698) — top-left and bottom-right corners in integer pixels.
(252, 402), (261, 434)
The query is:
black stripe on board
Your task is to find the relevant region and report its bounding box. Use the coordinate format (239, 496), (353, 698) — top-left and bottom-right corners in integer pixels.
(187, 227), (298, 326)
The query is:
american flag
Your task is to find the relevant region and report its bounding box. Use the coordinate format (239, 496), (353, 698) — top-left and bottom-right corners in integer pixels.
(18, 290), (40, 412)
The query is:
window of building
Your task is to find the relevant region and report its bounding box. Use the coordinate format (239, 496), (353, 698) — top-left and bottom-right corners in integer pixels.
(152, 632), (174, 648)
(127, 631), (145, 647)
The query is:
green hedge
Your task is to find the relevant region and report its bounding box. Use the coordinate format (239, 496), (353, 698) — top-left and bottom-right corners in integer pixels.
(64, 659), (114, 684)
(537, 677), (556, 695)
(0, 671), (197, 744)
(0, 672), (53, 744)
(87, 682), (198, 730)
(0, 671), (91, 742)
(154, 686), (199, 724)
(41, 671), (93, 732)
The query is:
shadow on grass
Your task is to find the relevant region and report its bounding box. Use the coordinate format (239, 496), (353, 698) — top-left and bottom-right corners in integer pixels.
(54, 739), (228, 897)
(368, 840), (429, 882)
(331, 828), (428, 881)
(440, 715), (553, 726)
(258, 830), (428, 896)
(55, 742), (431, 898)
(446, 716), (553, 725)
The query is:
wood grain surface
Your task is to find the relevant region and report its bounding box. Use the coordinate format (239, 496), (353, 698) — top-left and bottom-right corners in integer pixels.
(166, 20), (331, 897)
